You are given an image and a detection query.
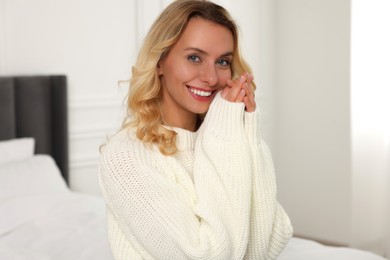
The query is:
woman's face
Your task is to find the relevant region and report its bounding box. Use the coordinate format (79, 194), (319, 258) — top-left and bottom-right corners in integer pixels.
(158, 17), (234, 130)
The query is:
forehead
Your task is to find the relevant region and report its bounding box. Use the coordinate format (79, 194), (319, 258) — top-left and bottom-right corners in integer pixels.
(174, 17), (234, 55)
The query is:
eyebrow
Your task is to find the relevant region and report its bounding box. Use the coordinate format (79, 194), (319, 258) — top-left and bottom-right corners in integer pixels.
(184, 47), (233, 57)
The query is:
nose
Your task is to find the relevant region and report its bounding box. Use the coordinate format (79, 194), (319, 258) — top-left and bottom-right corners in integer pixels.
(199, 63), (218, 87)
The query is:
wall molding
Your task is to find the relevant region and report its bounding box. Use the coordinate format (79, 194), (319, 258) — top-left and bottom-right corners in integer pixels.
(69, 126), (118, 140)
(68, 97), (125, 139)
(70, 156), (99, 169)
(69, 97), (126, 110)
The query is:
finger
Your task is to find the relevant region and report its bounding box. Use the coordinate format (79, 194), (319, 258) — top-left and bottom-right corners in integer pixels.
(242, 75), (256, 111)
(243, 96), (252, 112)
(246, 72), (254, 82)
(243, 81), (250, 94)
(226, 78), (235, 88)
(235, 88), (246, 103)
(244, 73), (255, 98)
(243, 96), (256, 112)
(220, 87), (229, 99)
(244, 86), (256, 112)
(225, 75), (245, 102)
(244, 82), (255, 101)
(243, 74), (257, 108)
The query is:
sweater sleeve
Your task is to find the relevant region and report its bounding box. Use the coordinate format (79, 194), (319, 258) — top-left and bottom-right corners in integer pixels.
(98, 93), (252, 260)
(243, 111), (293, 259)
(192, 93), (253, 259)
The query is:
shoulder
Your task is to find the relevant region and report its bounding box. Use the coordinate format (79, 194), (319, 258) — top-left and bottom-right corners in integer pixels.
(101, 128), (136, 155)
(104, 127), (137, 148)
(99, 127), (157, 170)
(99, 127), (173, 189)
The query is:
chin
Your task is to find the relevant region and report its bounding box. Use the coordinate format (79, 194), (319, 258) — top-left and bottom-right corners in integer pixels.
(192, 103), (212, 114)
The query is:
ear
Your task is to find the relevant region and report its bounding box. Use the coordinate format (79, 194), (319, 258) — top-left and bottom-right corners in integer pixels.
(157, 62), (163, 76)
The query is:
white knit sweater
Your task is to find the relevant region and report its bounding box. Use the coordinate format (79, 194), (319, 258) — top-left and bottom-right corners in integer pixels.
(99, 93), (292, 260)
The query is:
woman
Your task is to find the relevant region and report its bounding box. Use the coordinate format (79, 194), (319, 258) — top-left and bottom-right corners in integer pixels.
(99, 0), (292, 259)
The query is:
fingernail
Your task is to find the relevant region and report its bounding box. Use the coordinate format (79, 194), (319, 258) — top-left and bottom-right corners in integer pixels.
(240, 89), (245, 96)
(220, 88), (226, 98)
(240, 75), (245, 82)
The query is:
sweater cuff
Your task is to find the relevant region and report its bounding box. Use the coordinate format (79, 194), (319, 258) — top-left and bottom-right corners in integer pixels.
(244, 111), (258, 144)
(267, 203), (293, 259)
(200, 92), (245, 140)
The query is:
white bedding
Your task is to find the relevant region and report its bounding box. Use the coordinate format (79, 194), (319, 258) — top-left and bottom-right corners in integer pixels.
(0, 152), (386, 259)
(0, 150), (113, 260)
(1, 192), (386, 260)
(279, 237), (387, 260)
(0, 192), (113, 260)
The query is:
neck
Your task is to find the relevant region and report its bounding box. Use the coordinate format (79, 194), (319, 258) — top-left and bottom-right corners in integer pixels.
(159, 103), (198, 132)
(163, 111), (198, 132)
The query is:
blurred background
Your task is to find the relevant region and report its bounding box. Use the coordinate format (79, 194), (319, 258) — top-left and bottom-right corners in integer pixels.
(0, 0), (389, 257)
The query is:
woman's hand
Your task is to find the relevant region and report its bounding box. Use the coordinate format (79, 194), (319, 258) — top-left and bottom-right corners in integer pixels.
(221, 72), (256, 112)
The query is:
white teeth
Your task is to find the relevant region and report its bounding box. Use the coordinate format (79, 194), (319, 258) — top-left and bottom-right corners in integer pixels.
(190, 88), (212, 97)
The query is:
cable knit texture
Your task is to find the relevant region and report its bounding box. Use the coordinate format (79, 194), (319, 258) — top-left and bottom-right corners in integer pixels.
(99, 93), (293, 260)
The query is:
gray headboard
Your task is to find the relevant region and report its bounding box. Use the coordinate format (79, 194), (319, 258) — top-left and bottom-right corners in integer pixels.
(0, 75), (69, 183)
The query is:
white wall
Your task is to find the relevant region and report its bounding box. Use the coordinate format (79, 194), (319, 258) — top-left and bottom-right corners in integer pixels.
(269, 0), (387, 255)
(0, 0), (137, 194)
(273, 0), (352, 245)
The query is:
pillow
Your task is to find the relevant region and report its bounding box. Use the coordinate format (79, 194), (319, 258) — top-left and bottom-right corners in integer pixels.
(0, 154), (68, 198)
(0, 138), (35, 164)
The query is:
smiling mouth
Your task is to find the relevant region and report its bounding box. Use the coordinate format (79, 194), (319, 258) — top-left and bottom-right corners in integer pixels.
(188, 87), (213, 97)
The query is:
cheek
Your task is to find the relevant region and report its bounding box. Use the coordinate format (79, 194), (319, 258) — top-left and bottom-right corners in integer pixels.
(218, 70), (232, 85)
(162, 56), (195, 83)
(169, 63), (198, 83)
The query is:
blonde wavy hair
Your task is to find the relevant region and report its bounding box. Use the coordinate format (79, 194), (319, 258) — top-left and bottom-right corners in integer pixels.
(123, 0), (254, 155)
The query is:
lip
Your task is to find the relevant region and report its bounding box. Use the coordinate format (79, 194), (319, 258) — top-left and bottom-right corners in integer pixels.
(186, 85), (217, 102)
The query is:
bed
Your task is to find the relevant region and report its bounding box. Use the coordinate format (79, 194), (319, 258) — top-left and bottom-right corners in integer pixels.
(0, 76), (112, 259)
(0, 75), (386, 259)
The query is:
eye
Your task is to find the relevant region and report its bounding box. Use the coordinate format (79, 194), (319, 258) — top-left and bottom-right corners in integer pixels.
(217, 59), (231, 68)
(187, 55), (201, 63)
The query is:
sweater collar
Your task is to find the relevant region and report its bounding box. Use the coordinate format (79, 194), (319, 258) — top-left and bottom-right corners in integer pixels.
(168, 126), (197, 151)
